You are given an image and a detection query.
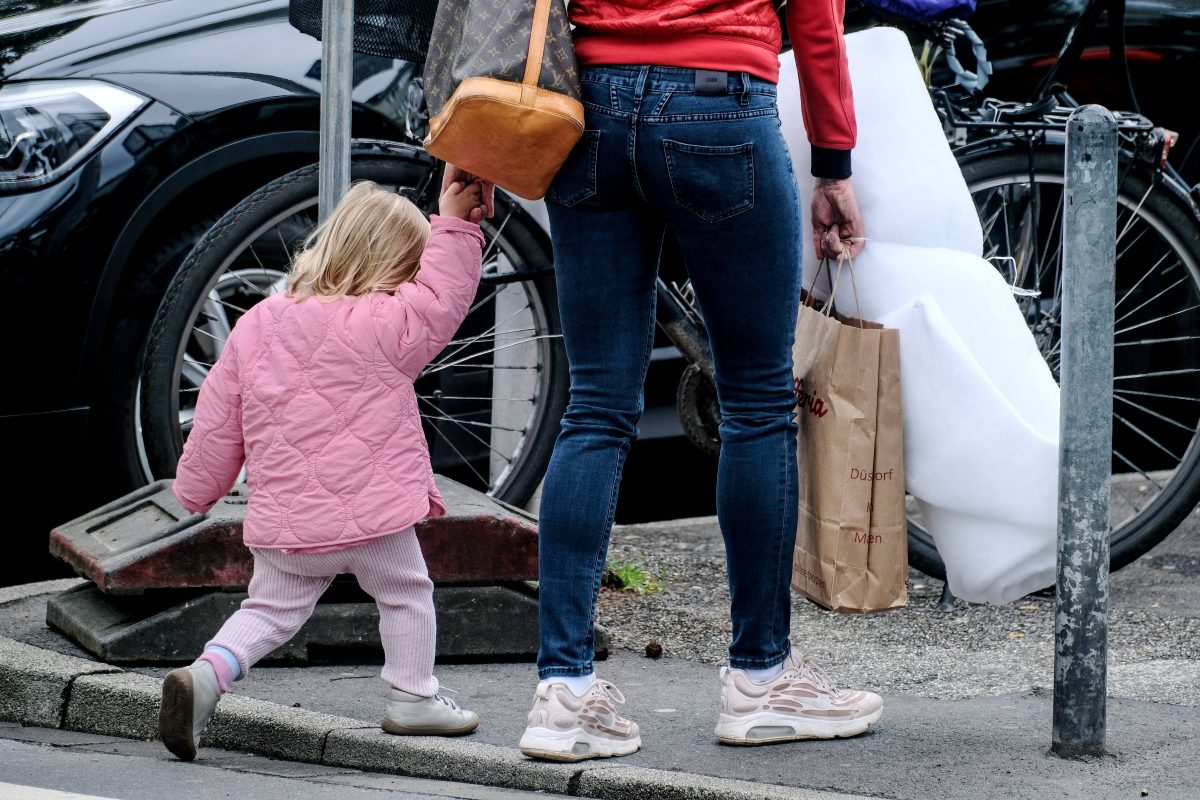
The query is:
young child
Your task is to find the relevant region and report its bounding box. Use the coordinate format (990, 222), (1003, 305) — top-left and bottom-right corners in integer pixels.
(158, 170), (491, 762)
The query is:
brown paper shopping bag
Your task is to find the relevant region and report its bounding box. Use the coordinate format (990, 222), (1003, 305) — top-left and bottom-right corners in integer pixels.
(791, 257), (907, 613)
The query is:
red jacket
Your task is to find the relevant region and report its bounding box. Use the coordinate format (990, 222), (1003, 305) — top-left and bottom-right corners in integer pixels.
(569, 0), (856, 178)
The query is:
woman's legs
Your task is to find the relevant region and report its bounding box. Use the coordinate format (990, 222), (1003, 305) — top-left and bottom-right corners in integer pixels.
(536, 200), (664, 679)
(631, 73), (803, 671)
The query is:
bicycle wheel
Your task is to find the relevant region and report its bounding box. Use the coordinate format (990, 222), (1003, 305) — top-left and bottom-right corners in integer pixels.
(139, 151), (568, 507)
(907, 142), (1200, 579)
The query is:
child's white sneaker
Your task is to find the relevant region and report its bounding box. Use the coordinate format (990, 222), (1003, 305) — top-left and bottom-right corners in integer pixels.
(159, 661), (221, 761)
(382, 689), (479, 736)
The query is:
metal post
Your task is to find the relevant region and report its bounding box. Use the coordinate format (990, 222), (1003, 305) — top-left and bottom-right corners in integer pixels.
(318, 0), (354, 222)
(1052, 104), (1117, 759)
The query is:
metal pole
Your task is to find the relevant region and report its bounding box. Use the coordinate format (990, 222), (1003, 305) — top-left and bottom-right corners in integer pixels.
(318, 0), (354, 222)
(1052, 104), (1117, 759)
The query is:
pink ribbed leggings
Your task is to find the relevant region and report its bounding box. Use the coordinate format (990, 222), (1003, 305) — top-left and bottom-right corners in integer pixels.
(206, 528), (437, 696)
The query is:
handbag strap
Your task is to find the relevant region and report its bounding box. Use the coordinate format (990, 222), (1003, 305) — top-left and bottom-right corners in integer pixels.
(520, 0), (554, 104)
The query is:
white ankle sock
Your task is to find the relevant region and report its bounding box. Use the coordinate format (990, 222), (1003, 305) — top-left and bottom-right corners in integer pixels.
(546, 673), (595, 697)
(744, 662), (785, 684)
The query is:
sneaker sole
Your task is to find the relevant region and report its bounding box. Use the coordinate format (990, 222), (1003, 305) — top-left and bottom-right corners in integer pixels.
(519, 727), (641, 762)
(159, 669), (197, 761)
(714, 707), (883, 745)
(381, 716), (479, 736)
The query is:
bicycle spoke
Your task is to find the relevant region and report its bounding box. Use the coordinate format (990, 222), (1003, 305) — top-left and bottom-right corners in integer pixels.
(1112, 448), (1165, 494)
(428, 302), (532, 369)
(226, 264), (275, 299)
(1113, 410), (1183, 463)
(192, 326), (227, 346)
(1113, 273), (1189, 327)
(1115, 250), (1176, 312)
(181, 354), (211, 387)
(1115, 304), (1200, 337)
(431, 418), (525, 433)
(418, 396), (512, 460)
(979, 199), (1005, 243)
(1114, 388), (1200, 403)
(417, 394), (535, 403)
(423, 418), (490, 488)
(481, 211), (514, 265)
(1036, 183), (1063, 281)
(1116, 183), (1155, 245)
(1115, 334), (1200, 347)
(1114, 366), (1200, 381)
(443, 327), (538, 348)
(1114, 393), (1198, 434)
(1114, 222), (1151, 265)
(203, 291), (234, 340)
(464, 285), (504, 319)
(422, 335), (558, 375)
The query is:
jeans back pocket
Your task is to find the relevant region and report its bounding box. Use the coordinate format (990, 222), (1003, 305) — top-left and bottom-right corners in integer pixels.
(663, 139), (755, 223)
(548, 130), (601, 207)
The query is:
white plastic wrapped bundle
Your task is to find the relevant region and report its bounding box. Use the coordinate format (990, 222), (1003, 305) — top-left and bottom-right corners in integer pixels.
(778, 26), (983, 264)
(779, 28), (1061, 603)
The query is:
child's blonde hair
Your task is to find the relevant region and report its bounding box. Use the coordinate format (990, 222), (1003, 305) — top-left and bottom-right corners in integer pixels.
(287, 181), (431, 299)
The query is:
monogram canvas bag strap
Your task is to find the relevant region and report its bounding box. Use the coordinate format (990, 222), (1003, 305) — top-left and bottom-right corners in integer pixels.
(520, 0), (554, 104)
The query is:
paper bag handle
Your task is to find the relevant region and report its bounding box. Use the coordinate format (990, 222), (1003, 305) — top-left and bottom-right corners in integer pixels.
(804, 247), (867, 329)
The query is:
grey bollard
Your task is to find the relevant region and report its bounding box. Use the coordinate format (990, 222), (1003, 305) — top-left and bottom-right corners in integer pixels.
(318, 0), (354, 222)
(1052, 105), (1117, 759)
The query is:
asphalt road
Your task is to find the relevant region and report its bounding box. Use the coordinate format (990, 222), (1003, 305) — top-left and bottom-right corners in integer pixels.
(0, 725), (547, 800)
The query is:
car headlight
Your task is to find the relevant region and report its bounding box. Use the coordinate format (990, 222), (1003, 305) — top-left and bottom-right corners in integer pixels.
(0, 80), (147, 190)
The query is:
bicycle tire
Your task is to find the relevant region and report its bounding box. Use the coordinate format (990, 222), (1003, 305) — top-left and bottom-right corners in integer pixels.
(907, 142), (1200, 580)
(140, 153), (568, 507)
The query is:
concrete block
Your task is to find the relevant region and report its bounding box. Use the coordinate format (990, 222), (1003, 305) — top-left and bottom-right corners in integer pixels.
(47, 583), (607, 664)
(576, 766), (871, 800)
(46, 583), (243, 663)
(0, 635), (119, 728)
(49, 480), (251, 594)
(49, 476), (538, 594)
(321, 727), (585, 793)
(63, 672), (161, 740)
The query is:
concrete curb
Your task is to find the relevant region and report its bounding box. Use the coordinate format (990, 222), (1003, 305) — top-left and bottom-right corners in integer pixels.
(0, 631), (874, 800)
(0, 634), (120, 728)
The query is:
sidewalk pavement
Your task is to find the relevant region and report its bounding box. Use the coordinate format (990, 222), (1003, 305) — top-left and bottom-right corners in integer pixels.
(3, 509), (1200, 800)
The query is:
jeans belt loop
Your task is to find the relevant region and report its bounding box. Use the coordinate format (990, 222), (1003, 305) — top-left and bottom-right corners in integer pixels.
(738, 72), (751, 107)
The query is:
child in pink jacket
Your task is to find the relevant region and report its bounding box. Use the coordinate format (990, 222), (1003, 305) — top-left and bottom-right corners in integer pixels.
(158, 170), (490, 761)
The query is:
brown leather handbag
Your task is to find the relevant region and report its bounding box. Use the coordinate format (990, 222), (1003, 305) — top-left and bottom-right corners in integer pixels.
(423, 0), (584, 201)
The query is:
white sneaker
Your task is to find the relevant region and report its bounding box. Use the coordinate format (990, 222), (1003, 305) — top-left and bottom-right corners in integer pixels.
(381, 689), (479, 736)
(714, 650), (883, 745)
(159, 662), (221, 761)
(519, 679), (641, 762)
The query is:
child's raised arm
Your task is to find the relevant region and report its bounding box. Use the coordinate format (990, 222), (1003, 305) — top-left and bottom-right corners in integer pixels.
(372, 215), (484, 378)
(172, 332), (246, 515)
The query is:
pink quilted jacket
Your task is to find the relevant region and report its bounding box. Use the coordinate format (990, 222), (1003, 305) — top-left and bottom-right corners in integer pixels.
(172, 215), (484, 551)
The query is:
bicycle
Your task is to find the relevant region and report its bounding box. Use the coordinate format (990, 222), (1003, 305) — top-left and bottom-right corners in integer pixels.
(139, 0), (1200, 581)
(888, 0), (1200, 578)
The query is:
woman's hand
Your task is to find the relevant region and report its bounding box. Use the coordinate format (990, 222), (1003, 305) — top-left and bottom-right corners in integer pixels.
(440, 163), (494, 221)
(812, 177), (865, 259)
